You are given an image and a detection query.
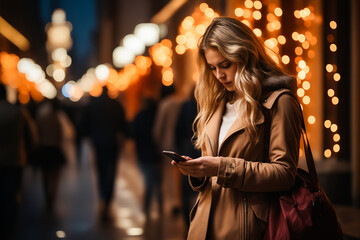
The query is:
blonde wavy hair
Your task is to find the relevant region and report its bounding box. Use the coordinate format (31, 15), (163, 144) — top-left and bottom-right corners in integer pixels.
(193, 17), (286, 149)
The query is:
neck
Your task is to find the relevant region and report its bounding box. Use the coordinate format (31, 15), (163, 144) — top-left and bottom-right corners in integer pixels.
(226, 91), (238, 104)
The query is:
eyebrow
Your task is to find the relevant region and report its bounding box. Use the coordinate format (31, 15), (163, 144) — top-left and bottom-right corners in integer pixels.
(208, 59), (228, 67)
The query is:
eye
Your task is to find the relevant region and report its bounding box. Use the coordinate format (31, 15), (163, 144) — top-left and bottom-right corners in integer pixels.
(221, 62), (232, 69)
(209, 66), (216, 71)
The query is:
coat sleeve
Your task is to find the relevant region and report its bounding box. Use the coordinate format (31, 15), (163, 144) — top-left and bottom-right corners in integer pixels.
(216, 93), (302, 192)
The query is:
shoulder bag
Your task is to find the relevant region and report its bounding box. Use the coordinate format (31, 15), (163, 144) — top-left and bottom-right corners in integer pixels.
(263, 102), (343, 240)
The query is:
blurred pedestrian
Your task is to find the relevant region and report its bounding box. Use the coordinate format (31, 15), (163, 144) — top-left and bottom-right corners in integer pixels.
(0, 84), (31, 239)
(131, 97), (163, 225)
(153, 87), (185, 216)
(82, 86), (127, 221)
(35, 98), (67, 213)
(175, 89), (200, 232)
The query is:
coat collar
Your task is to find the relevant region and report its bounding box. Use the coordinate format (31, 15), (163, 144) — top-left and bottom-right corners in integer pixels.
(204, 99), (264, 156)
(204, 75), (297, 155)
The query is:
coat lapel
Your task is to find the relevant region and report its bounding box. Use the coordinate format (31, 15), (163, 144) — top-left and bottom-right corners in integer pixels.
(204, 100), (225, 156)
(218, 103), (265, 152)
(225, 109), (264, 139)
(205, 99), (267, 155)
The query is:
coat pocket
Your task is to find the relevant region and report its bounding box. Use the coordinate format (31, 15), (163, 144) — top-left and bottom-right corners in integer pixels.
(247, 201), (269, 239)
(248, 201), (269, 223)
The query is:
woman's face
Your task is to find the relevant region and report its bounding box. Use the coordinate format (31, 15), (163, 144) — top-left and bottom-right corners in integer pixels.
(204, 47), (237, 92)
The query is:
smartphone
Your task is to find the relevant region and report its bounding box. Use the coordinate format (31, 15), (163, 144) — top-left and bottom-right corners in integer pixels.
(162, 150), (187, 162)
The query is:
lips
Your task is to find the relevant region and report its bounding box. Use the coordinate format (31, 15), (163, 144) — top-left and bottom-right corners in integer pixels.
(222, 82), (231, 86)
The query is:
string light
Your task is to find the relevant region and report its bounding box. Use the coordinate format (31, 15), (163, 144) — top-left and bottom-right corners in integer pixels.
(324, 120), (331, 128)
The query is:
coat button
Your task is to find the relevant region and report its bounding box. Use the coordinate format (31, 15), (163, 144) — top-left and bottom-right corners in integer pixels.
(264, 99), (267, 102)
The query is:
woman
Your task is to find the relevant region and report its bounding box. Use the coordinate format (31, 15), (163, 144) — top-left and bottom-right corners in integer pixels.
(172, 17), (302, 239)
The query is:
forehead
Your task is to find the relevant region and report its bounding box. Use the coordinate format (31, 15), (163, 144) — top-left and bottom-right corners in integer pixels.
(204, 48), (226, 65)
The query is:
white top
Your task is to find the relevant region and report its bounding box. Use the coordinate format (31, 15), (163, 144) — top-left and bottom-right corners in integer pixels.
(218, 102), (237, 149)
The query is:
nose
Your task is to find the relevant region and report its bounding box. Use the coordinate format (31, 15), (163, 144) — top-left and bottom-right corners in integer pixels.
(216, 69), (224, 80)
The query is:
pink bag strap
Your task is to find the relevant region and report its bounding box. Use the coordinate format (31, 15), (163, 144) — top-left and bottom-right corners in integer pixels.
(300, 109), (320, 192)
(262, 91), (320, 193)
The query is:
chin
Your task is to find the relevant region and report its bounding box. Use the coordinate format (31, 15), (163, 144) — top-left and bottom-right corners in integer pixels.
(225, 87), (235, 92)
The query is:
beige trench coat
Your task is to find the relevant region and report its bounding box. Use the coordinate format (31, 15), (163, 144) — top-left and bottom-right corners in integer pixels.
(187, 89), (302, 240)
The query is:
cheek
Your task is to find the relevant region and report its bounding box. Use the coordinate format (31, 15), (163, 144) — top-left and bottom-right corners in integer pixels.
(228, 68), (237, 81)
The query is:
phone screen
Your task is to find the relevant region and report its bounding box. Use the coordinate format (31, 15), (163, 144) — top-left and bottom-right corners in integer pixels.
(162, 150), (186, 162)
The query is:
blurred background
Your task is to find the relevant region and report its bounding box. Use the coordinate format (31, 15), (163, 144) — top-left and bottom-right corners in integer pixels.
(0, 0), (359, 239)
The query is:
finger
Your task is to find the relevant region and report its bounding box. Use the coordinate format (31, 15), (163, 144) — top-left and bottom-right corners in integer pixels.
(177, 159), (202, 166)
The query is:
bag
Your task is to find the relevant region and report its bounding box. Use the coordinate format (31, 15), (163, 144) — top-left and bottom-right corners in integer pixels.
(263, 107), (343, 240)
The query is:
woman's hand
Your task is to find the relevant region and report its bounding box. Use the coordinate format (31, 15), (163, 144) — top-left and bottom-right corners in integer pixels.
(171, 156), (221, 177)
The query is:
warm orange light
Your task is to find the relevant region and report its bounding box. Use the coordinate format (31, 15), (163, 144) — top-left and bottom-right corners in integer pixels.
(330, 21), (337, 29)
(304, 66), (310, 73)
(89, 82), (103, 97)
(242, 20), (251, 27)
(196, 24), (206, 35)
(298, 71), (306, 80)
(292, 32), (299, 41)
(333, 144), (340, 152)
(243, 9), (252, 19)
(267, 13), (276, 22)
(272, 20), (281, 30)
(332, 97), (339, 105)
(176, 35), (186, 45)
(326, 64), (334, 72)
(324, 120), (331, 128)
(244, 0), (253, 8)
(294, 57), (302, 65)
(186, 38), (197, 49)
(254, 1), (262, 9)
(297, 88), (305, 97)
(106, 68), (118, 82)
(330, 44), (337, 52)
(116, 72), (130, 91)
(295, 47), (303, 55)
(253, 11), (262, 20)
(333, 134), (340, 142)
(266, 23), (274, 32)
(161, 39), (172, 48)
(298, 34), (306, 43)
(18, 91), (30, 104)
(308, 50), (315, 59)
(234, 8), (244, 17)
(274, 8), (283, 17)
(308, 115), (316, 124)
(298, 60), (306, 69)
(302, 96), (310, 104)
(327, 89), (335, 97)
(281, 55), (290, 65)
(302, 41), (310, 49)
(182, 17), (194, 29)
(204, 8), (214, 18)
(278, 35), (286, 45)
(199, 3), (208, 12)
(333, 73), (341, 81)
(175, 45), (186, 55)
(324, 149), (332, 158)
(253, 28), (262, 37)
(163, 57), (172, 68)
(302, 81), (310, 90)
(310, 36), (317, 46)
(330, 124), (338, 132)
(135, 56), (152, 69)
